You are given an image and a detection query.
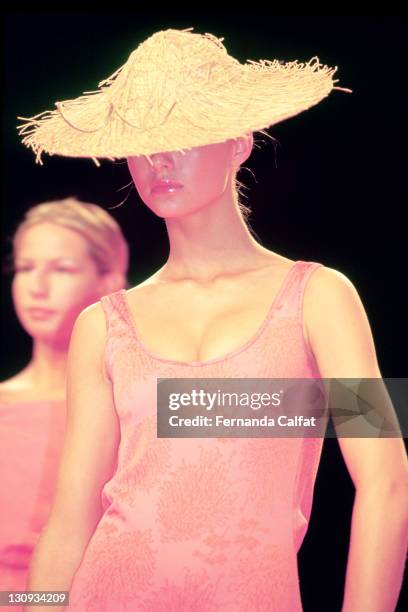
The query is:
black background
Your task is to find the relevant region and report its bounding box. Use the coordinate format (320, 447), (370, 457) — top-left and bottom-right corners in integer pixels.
(2, 12), (407, 611)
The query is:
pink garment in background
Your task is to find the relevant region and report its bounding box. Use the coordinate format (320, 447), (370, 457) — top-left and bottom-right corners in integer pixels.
(0, 399), (66, 610)
(68, 260), (326, 611)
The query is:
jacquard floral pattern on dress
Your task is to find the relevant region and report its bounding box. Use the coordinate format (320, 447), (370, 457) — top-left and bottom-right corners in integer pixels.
(156, 446), (237, 542)
(226, 541), (301, 611)
(115, 415), (172, 499)
(70, 527), (156, 609)
(137, 568), (225, 612)
(237, 438), (300, 507)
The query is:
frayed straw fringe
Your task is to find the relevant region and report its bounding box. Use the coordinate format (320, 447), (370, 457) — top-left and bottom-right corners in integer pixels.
(17, 28), (352, 166)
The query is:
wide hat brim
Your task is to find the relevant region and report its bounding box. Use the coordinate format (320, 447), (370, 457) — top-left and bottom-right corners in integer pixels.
(17, 28), (351, 165)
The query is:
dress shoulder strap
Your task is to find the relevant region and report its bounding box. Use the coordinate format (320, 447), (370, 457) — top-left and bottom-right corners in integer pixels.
(100, 289), (133, 333)
(99, 289), (131, 379)
(274, 261), (324, 318)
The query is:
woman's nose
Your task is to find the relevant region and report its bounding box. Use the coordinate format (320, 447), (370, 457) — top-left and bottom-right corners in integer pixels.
(149, 152), (173, 172)
(29, 270), (49, 297)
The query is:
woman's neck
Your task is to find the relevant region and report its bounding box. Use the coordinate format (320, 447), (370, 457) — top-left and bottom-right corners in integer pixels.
(23, 340), (69, 393)
(162, 189), (271, 282)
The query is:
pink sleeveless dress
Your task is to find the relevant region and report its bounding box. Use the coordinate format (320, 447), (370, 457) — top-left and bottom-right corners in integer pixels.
(68, 260), (325, 611)
(0, 399), (66, 611)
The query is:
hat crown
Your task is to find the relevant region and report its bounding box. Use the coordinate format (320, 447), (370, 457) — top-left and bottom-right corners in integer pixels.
(108, 28), (240, 130)
(129, 28), (233, 73)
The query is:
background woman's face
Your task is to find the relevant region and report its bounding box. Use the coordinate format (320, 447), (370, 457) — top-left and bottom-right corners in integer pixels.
(127, 140), (237, 218)
(12, 222), (106, 346)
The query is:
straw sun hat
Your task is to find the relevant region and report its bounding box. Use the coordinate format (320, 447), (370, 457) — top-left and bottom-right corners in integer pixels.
(17, 27), (351, 165)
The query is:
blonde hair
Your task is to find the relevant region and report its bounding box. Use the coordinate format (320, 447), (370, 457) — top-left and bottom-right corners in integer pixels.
(12, 197), (129, 280)
(234, 130), (278, 241)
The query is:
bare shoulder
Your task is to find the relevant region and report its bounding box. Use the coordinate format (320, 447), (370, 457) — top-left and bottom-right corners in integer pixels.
(306, 263), (357, 293)
(0, 377), (26, 403)
(70, 298), (112, 348)
(304, 264), (364, 326)
(303, 264), (381, 378)
(0, 372), (49, 403)
(0, 379), (65, 404)
(74, 299), (107, 330)
(0, 377), (20, 395)
(68, 300), (110, 381)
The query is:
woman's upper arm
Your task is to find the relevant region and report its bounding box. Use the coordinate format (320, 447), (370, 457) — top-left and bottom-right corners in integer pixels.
(304, 265), (382, 379)
(304, 266), (408, 491)
(48, 301), (120, 539)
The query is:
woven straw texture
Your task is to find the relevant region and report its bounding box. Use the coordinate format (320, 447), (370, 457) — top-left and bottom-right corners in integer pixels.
(18, 28), (351, 164)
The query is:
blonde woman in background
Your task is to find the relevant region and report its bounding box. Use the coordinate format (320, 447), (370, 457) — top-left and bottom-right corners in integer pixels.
(0, 197), (129, 607)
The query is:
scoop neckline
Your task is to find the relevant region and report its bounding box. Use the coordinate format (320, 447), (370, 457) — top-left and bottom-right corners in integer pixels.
(119, 260), (304, 367)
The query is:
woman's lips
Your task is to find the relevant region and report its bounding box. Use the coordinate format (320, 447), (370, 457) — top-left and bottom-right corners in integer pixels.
(26, 308), (55, 320)
(151, 180), (184, 195)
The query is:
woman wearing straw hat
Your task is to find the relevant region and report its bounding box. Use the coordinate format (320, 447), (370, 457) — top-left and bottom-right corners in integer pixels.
(19, 29), (408, 611)
(0, 197), (128, 611)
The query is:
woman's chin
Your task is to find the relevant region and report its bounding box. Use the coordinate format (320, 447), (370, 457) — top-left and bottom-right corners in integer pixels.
(148, 201), (208, 220)
(19, 321), (69, 347)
